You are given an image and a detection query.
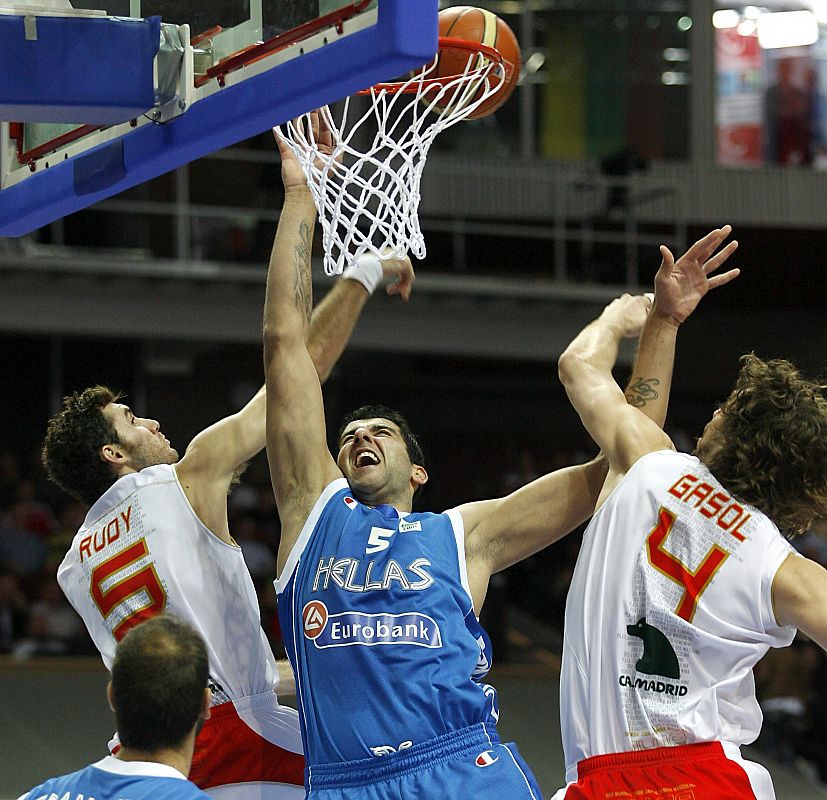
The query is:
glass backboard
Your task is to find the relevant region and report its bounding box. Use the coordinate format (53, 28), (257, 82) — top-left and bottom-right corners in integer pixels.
(0, 0), (432, 236)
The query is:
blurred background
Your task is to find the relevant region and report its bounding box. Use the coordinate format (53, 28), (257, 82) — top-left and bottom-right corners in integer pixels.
(2, 0), (827, 797)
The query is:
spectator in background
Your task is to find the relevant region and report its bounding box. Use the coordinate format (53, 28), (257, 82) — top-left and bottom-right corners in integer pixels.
(4, 478), (57, 538)
(14, 579), (88, 657)
(0, 569), (29, 654)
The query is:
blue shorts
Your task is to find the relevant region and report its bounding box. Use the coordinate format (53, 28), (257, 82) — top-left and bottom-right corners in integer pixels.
(305, 723), (541, 800)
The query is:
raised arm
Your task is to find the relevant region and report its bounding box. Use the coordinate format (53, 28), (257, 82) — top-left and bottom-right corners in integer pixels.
(624, 226), (739, 427)
(264, 116), (342, 570)
(460, 228), (740, 609)
(176, 219), (413, 543)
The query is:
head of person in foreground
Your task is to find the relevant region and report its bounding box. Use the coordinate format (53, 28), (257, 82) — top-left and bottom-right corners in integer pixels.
(109, 614), (210, 757)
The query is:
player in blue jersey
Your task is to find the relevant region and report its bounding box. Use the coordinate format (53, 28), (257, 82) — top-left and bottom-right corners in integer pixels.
(17, 615), (212, 800)
(263, 112), (739, 799)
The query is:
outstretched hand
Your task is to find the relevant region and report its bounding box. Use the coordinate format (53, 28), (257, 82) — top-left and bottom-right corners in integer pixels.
(272, 108), (337, 193)
(381, 255), (416, 302)
(654, 226), (739, 325)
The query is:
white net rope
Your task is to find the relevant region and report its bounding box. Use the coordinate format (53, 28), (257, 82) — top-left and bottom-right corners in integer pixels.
(278, 46), (506, 275)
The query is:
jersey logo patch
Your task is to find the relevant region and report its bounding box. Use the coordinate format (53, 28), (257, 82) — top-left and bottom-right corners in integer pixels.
(344, 496), (357, 509)
(627, 617), (680, 679)
(399, 519), (421, 532)
(303, 608), (443, 649)
(302, 600), (328, 639)
(475, 750), (498, 767)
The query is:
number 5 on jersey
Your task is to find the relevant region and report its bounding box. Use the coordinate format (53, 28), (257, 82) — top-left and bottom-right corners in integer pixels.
(366, 526), (395, 554)
(90, 538), (167, 640)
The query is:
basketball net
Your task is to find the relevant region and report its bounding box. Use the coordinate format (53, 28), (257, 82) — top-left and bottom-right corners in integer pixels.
(277, 40), (509, 275)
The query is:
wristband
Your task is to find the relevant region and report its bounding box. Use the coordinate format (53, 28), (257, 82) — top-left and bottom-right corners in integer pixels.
(342, 253), (383, 295)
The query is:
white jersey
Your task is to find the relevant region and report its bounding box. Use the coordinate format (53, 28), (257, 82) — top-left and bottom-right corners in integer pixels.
(57, 465), (305, 799)
(58, 464), (278, 699)
(560, 450), (796, 782)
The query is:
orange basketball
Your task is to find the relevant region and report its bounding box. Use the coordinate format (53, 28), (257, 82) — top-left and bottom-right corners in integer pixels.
(435, 6), (521, 119)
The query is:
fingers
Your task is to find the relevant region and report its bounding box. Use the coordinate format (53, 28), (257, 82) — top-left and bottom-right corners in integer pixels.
(683, 225), (733, 263)
(657, 244), (675, 276)
(272, 126), (293, 159)
(703, 239), (738, 274)
(707, 267), (740, 290)
(384, 256), (415, 302)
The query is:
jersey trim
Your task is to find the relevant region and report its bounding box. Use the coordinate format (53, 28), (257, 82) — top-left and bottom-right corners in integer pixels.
(274, 477), (349, 594)
(445, 507), (472, 603)
(92, 755), (188, 780)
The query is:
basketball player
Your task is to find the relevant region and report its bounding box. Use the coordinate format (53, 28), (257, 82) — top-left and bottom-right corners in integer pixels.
(555, 270), (827, 798)
(263, 113), (739, 798)
(18, 615), (212, 800)
(42, 257), (414, 800)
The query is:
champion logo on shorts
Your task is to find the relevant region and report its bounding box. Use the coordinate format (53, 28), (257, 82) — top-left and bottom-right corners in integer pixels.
(475, 750), (498, 767)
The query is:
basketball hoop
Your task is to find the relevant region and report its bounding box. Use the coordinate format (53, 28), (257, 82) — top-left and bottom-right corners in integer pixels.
(277, 37), (514, 275)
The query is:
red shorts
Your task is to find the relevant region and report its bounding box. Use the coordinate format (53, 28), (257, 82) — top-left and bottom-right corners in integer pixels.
(189, 698), (305, 791)
(559, 742), (758, 800)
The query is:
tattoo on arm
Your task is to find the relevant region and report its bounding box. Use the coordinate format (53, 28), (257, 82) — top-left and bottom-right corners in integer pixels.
(626, 377), (660, 408)
(293, 221), (313, 322)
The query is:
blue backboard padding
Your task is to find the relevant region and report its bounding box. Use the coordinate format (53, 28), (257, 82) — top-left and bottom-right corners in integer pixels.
(0, 15), (160, 124)
(0, 0), (438, 237)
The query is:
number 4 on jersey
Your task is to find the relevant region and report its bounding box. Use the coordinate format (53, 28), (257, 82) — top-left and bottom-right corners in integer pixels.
(647, 507), (729, 623)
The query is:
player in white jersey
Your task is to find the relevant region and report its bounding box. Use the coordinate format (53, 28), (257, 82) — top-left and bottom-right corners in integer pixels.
(42, 259), (414, 800)
(557, 252), (827, 799)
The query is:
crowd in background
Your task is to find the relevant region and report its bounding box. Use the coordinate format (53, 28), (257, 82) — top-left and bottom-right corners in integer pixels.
(1, 439), (826, 784)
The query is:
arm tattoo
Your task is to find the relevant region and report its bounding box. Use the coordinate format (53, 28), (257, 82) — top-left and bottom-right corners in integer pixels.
(626, 377), (660, 408)
(293, 221), (313, 322)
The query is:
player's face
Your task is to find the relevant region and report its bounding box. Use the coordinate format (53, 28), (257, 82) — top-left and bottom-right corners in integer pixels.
(696, 407), (725, 459)
(336, 418), (421, 506)
(102, 402), (179, 471)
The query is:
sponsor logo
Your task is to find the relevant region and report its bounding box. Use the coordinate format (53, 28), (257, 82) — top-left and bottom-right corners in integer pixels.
(301, 605), (443, 649)
(618, 674), (689, 696)
(399, 519), (422, 533)
(344, 496), (357, 509)
(475, 750), (498, 767)
(302, 600), (328, 639)
(370, 741), (413, 757)
(620, 617), (689, 696)
(627, 617), (680, 679)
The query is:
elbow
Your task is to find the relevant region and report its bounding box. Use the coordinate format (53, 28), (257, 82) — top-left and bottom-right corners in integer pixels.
(262, 320), (302, 363)
(558, 348), (585, 388)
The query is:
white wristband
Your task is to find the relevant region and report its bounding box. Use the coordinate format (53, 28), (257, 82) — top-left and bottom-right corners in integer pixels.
(342, 253), (383, 295)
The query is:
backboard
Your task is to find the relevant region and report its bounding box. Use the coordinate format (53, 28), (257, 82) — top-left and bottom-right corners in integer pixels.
(0, 0), (438, 236)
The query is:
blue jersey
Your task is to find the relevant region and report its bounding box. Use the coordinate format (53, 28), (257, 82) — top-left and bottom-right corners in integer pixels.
(275, 479), (498, 769)
(20, 756), (210, 800)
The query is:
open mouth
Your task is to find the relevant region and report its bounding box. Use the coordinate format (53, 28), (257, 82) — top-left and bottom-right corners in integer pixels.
(354, 450), (380, 468)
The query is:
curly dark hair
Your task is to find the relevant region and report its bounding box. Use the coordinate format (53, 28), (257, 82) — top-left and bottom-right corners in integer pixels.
(694, 354), (827, 536)
(42, 385), (123, 506)
(337, 404), (425, 499)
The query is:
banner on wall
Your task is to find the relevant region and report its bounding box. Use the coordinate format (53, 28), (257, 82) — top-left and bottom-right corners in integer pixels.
(715, 27), (764, 166)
